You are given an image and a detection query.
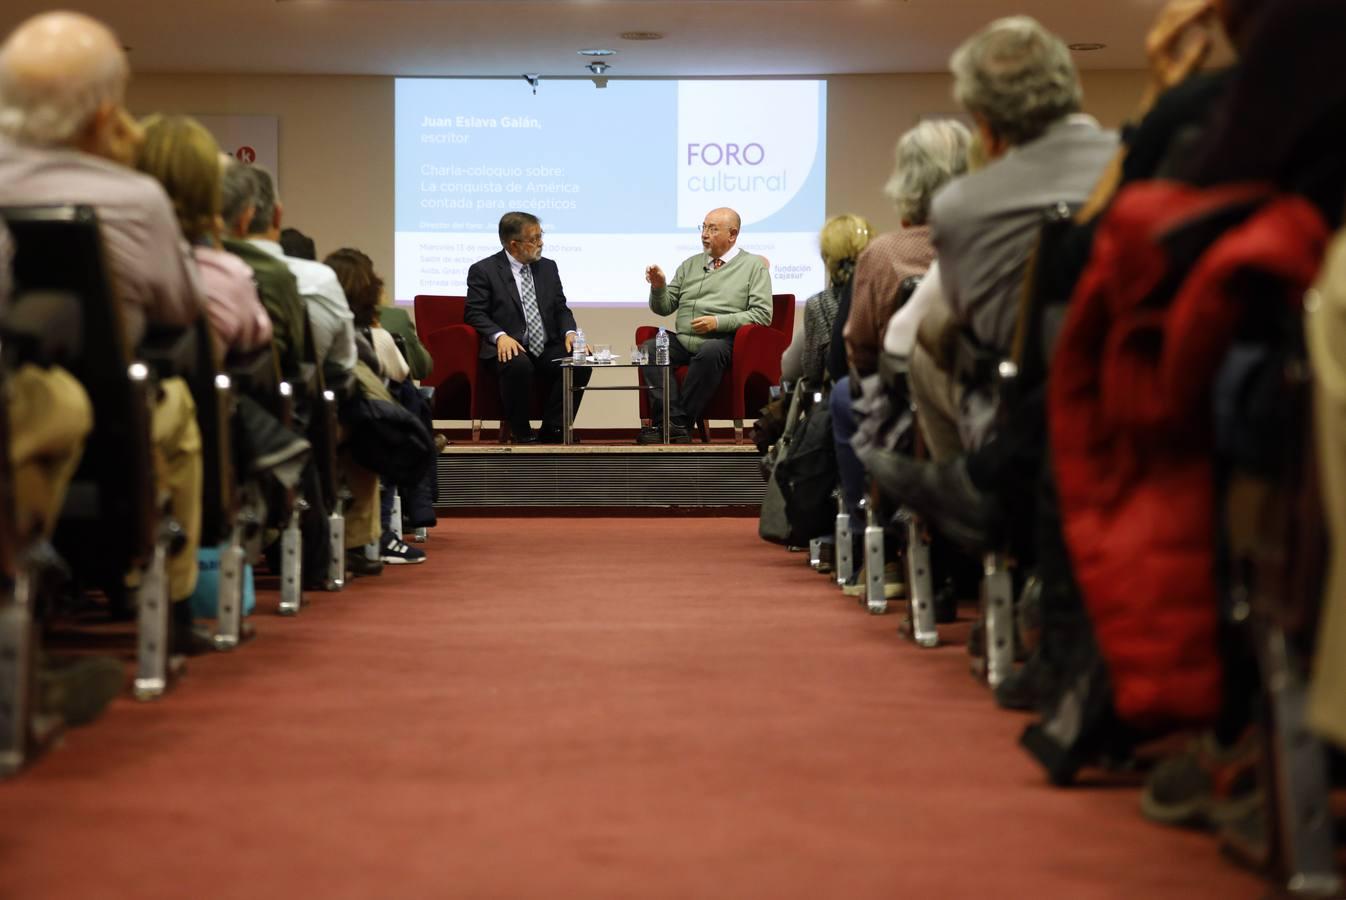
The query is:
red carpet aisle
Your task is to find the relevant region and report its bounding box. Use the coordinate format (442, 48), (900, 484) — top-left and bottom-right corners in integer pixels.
(1, 519), (1260, 899)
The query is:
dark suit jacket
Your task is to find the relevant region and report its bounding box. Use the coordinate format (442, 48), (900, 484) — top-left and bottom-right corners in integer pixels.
(464, 250), (577, 360)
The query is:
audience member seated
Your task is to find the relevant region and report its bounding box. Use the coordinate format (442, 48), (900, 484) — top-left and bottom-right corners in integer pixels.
(219, 162), (308, 382)
(374, 290), (433, 383)
(0, 10), (206, 631)
(827, 120), (969, 595)
(241, 167), (357, 379)
(279, 225), (316, 261)
(901, 16), (1116, 468)
(639, 206), (772, 444)
(324, 246), (431, 566)
(779, 214), (872, 387)
(235, 167), (391, 577)
(133, 114), (272, 359)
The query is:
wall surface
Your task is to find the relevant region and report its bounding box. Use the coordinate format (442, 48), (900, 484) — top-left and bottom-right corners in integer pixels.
(129, 69), (1147, 427)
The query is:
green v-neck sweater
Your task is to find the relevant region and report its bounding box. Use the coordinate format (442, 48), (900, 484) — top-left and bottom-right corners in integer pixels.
(649, 250), (773, 351)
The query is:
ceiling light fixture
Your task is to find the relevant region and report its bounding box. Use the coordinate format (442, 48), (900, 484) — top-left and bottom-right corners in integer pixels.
(585, 62), (612, 75)
(1068, 42), (1107, 51)
(579, 49), (616, 57)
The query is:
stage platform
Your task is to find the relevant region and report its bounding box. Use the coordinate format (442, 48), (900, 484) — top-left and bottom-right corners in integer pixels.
(434, 442), (766, 512)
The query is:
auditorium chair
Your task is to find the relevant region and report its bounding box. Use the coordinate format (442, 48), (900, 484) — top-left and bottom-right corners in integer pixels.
(635, 293), (795, 443)
(228, 345), (307, 615)
(168, 318), (252, 650)
(413, 294), (546, 441)
(307, 353), (347, 595)
(827, 276), (942, 635)
(0, 205), (169, 700)
(1219, 301), (1339, 895)
(0, 290), (75, 774)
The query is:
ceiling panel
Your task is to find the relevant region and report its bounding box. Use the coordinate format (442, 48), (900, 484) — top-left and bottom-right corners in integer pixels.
(0, 1), (1163, 77)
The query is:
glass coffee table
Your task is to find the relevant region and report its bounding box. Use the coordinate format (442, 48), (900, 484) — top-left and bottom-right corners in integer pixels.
(559, 358), (671, 446)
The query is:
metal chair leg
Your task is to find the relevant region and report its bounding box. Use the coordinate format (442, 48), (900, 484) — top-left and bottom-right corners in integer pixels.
(1256, 617), (1342, 898)
(864, 498), (886, 615)
(326, 512), (346, 591)
(834, 491), (853, 587)
(903, 509), (938, 648)
(0, 565), (58, 776)
(211, 535), (245, 650)
(733, 418), (744, 444)
(133, 539), (172, 701)
(390, 489), (403, 538)
(278, 502), (303, 616)
(413, 527), (428, 544)
(982, 552), (1014, 687)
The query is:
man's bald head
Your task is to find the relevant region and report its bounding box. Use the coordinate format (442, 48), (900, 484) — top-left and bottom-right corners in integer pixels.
(0, 12), (131, 152)
(701, 207), (741, 258)
(707, 207), (741, 232)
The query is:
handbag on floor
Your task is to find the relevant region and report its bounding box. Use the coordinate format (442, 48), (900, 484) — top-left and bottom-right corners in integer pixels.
(189, 547), (257, 620)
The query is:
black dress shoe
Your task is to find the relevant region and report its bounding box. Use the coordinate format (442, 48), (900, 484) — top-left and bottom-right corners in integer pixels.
(867, 452), (997, 551)
(538, 429), (576, 445)
(510, 434), (541, 445)
(636, 424), (692, 445)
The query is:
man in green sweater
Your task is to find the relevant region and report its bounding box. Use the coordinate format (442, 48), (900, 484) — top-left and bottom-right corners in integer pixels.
(639, 207), (772, 443)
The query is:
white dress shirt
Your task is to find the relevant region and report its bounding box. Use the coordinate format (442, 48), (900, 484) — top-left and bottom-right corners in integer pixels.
(250, 238), (356, 372)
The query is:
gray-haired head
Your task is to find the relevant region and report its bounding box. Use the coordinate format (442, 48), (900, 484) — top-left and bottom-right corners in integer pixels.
(883, 119), (972, 225)
(950, 16), (1082, 148)
(245, 164), (278, 235)
(497, 210), (540, 247)
(0, 12), (129, 148)
(220, 159), (257, 231)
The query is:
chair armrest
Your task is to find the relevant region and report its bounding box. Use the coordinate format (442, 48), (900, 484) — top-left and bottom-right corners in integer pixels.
(139, 325), (198, 379)
(423, 324), (480, 390)
(732, 324), (788, 382)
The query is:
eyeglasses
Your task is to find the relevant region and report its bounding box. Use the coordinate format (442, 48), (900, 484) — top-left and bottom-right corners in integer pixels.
(514, 232), (545, 246)
(698, 224), (721, 236)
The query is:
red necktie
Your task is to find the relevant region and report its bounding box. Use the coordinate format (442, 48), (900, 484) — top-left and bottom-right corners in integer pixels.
(711, 258), (725, 270)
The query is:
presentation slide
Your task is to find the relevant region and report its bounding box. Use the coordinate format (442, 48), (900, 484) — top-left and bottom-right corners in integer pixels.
(394, 79), (827, 305)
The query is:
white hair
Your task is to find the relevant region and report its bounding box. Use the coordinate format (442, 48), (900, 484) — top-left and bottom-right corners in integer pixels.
(883, 119), (972, 225)
(950, 15), (1082, 147)
(0, 18), (129, 147)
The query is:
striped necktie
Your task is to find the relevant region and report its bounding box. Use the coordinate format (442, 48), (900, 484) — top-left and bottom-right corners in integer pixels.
(518, 264), (545, 355)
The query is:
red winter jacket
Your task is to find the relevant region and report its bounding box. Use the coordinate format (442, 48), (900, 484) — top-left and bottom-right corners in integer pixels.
(1049, 181), (1328, 726)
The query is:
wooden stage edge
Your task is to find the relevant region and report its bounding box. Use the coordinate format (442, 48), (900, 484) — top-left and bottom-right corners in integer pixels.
(439, 443), (758, 455)
(438, 506), (761, 518)
(432, 435), (767, 515)
(435, 426), (756, 447)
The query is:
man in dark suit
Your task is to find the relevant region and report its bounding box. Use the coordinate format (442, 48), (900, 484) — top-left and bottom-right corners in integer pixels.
(465, 211), (590, 443)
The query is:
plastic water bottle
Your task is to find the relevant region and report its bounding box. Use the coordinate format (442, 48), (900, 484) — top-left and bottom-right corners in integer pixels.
(655, 327), (669, 367)
(572, 328), (586, 363)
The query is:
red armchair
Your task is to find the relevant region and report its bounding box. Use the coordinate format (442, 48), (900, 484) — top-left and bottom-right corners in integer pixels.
(413, 294), (545, 441)
(636, 293), (795, 442)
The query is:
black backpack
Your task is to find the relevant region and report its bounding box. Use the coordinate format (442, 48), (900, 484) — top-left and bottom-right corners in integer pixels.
(774, 398), (837, 544)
